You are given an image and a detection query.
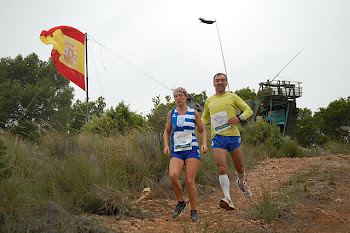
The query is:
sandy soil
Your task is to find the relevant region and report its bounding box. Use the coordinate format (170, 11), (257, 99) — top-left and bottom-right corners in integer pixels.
(96, 154), (350, 232)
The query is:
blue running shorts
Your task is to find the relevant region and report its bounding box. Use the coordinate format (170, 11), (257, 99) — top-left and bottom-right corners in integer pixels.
(211, 135), (242, 151)
(171, 149), (201, 161)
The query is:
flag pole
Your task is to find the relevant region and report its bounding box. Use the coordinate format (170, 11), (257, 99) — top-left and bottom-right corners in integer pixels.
(214, 18), (230, 92)
(199, 17), (230, 92)
(85, 33), (89, 121)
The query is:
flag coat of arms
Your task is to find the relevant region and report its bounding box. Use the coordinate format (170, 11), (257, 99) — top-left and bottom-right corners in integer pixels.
(40, 26), (86, 90)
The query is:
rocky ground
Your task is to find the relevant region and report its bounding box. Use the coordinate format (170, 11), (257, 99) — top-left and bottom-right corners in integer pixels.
(93, 154), (350, 232)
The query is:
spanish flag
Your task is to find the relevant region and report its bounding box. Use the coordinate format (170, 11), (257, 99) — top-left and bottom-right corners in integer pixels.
(40, 26), (86, 90)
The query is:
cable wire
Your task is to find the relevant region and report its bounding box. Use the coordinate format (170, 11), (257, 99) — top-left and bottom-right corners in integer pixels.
(88, 45), (105, 97)
(87, 34), (171, 91)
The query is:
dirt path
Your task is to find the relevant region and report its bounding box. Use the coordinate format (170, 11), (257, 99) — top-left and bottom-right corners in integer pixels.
(98, 154), (350, 232)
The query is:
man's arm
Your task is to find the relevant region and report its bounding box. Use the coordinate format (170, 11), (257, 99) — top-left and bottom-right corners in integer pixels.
(235, 94), (253, 121)
(201, 101), (210, 125)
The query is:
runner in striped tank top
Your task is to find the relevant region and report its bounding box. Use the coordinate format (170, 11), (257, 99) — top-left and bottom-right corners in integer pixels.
(163, 87), (208, 222)
(170, 107), (199, 152)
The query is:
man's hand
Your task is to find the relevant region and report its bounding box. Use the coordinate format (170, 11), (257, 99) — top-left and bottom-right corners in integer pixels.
(228, 116), (240, 125)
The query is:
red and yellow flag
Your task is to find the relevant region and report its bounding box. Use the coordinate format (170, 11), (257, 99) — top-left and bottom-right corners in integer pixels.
(40, 26), (86, 90)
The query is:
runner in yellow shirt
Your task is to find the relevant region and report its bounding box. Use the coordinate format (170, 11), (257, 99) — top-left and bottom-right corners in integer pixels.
(201, 73), (253, 210)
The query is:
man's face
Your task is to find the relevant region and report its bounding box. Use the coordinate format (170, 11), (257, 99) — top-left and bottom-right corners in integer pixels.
(213, 74), (227, 93)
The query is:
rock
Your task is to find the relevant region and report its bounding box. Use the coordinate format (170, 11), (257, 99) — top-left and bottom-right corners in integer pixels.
(132, 187), (151, 204)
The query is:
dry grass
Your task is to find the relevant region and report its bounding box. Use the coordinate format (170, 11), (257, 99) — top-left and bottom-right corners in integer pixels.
(1, 123), (347, 232)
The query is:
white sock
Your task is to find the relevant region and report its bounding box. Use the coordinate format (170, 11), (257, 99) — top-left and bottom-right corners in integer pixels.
(237, 171), (245, 185)
(219, 174), (231, 200)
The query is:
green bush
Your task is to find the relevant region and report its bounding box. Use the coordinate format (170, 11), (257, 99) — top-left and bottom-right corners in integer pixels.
(241, 120), (283, 148)
(0, 136), (13, 183)
(0, 201), (110, 233)
(9, 120), (40, 142)
(323, 140), (350, 154)
(0, 131), (154, 231)
(147, 95), (176, 132)
(241, 143), (267, 169)
(280, 137), (301, 158)
(253, 191), (278, 223)
(0, 122), (312, 231)
(265, 138), (280, 157)
(38, 131), (79, 159)
(83, 101), (148, 136)
(240, 120), (285, 159)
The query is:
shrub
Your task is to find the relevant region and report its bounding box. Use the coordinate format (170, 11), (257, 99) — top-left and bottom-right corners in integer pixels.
(0, 136), (13, 183)
(147, 95), (175, 132)
(241, 120), (283, 148)
(265, 138), (281, 157)
(82, 101), (148, 136)
(253, 191), (278, 223)
(323, 140), (350, 154)
(9, 120), (40, 142)
(38, 131), (79, 159)
(0, 201), (111, 233)
(280, 137), (301, 158)
(240, 120), (285, 159)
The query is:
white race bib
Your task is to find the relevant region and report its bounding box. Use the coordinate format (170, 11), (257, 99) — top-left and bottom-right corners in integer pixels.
(174, 131), (192, 152)
(212, 111), (230, 134)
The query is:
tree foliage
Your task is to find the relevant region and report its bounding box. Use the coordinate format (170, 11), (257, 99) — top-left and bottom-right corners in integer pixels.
(82, 101), (148, 135)
(234, 87), (257, 100)
(69, 96), (106, 133)
(147, 91), (208, 131)
(188, 91), (208, 110)
(296, 108), (324, 146)
(0, 53), (74, 139)
(147, 95), (175, 132)
(296, 97), (350, 146)
(314, 97), (350, 141)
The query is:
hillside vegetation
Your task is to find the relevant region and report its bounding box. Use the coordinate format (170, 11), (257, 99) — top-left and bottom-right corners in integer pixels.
(1, 120), (349, 232)
(1, 54), (349, 232)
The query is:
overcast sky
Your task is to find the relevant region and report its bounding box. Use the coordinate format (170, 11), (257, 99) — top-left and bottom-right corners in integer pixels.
(1, 0), (349, 116)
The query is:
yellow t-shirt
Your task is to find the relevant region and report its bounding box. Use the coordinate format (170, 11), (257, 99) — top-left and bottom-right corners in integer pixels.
(201, 92), (253, 138)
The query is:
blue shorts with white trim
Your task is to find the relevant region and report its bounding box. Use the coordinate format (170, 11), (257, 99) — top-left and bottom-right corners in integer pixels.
(211, 135), (242, 151)
(171, 148), (201, 161)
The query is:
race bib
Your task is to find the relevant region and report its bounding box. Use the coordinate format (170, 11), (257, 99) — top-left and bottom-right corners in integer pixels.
(212, 111), (230, 134)
(174, 131), (192, 152)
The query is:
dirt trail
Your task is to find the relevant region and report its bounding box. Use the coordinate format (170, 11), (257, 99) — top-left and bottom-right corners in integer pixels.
(98, 154), (350, 232)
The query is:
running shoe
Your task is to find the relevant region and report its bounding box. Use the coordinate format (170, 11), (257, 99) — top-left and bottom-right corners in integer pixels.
(219, 197), (235, 210)
(173, 201), (186, 218)
(237, 179), (252, 198)
(190, 210), (200, 222)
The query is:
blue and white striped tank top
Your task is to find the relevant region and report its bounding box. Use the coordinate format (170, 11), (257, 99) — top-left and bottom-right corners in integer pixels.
(170, 107), (198, 152)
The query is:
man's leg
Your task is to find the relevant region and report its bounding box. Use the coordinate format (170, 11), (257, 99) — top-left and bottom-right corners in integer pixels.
(213, 148), (228, 175)
(213, 148), (234, 209)
(229, 145), (244, 175)
(184, 158), (200, 211)
(213, 148), (229, 198)
(229, 146), (252, 198)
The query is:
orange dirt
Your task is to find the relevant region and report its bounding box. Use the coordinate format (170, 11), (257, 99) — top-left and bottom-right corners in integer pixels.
(96, 154), (350, 232)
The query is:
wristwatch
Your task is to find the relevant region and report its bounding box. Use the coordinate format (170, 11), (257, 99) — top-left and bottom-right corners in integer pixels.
(238, 115), (244, 122)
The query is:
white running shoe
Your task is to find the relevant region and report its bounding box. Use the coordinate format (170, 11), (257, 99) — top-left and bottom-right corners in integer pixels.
(237, 179), (252, 198)
(219, 197), (235, 210)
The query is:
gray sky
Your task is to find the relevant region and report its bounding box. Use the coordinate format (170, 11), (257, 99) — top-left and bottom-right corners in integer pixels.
(1, 0), (349, 116)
